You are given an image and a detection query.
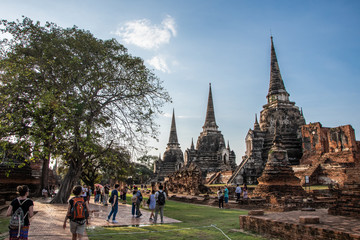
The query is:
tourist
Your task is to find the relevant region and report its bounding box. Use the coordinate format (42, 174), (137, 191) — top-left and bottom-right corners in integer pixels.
(63, 185), (90, 240)
(42, 187), (48, 199)
(243, 189), (248, 199)
(107, 184), (120, 223)
(148, 190), (156, 220)
(134, 186), (143, 218)
(235, 184), (242, 201)
(94, 185), (101, 204)
(131, 190), (137, 217)
(154, 185), (167, 224)
(7, 185), (34, 240)
(121, 187), (127, 204)
(224, 186), (229, 208)
(81, 185), (87, 203)
(217, 187), (224, 208)
(103, 184), (109, 206)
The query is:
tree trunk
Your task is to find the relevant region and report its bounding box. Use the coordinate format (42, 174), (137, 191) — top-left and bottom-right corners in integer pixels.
(51, 160), (82, 204)
(39, 153), (50, 196)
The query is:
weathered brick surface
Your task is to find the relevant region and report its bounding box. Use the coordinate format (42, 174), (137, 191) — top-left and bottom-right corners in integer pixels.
(299, 216), (319, 224)
(239, 209), (360, 240)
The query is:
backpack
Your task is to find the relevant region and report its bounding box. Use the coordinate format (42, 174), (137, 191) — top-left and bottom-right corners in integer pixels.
(157, 191), (166, 205)
(9, 199), (29, 237)
(137, 191), (143, 202)
(68, 197), (88, 224)
(109, 190), (117, 204)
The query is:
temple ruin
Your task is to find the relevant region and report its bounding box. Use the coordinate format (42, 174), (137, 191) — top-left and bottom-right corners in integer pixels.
(293, 122), (360, 186)
(184, 84), (237, 178)
(229, 36), (306, 185)
(153, 109), (184, 182)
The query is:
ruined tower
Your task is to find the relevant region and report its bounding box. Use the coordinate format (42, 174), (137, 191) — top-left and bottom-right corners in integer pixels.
(184, 84), (237, 177)
(153, 109), (184, 181)
(229, 37), (306, 185)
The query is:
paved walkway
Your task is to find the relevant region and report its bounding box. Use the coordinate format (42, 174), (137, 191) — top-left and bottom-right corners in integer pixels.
(3, 198), (180, 240)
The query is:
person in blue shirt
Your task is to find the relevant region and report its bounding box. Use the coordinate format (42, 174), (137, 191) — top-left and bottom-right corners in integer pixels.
(134, 186), (143, 218)
(106, 184), (120, 223)
(224, 186), (229, 208)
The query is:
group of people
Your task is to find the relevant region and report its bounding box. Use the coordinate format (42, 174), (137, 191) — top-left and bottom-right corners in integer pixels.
(217, 184), (248, 208)
(6, 184), (167, 240)
(110, 184), (167, 224)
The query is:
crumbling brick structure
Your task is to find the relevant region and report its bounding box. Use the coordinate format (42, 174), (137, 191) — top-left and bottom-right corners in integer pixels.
(293, 122), (360, 186)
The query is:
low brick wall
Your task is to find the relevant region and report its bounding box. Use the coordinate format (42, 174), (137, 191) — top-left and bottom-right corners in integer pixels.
(239, 215), (360, 240)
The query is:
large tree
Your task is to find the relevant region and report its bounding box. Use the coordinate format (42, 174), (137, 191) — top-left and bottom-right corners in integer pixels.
(0, 17), (170, 203)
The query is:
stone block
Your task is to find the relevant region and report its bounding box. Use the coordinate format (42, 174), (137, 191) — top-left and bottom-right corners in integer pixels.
(299, 216), (320, 224)
(248, 210), (264, 216)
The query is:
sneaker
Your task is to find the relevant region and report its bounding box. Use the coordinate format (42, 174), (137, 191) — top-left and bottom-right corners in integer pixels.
(149, 217), (153, 220)
(135, 215), (140, 218)
(112, 220), (118, 223)
(106, 219), (110, 222)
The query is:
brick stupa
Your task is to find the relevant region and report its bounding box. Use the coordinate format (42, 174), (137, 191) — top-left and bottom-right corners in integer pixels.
(253, 122), (306, 198)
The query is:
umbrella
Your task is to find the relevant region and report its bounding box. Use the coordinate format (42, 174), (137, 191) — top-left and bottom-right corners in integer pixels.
(94, 183), (103, 189)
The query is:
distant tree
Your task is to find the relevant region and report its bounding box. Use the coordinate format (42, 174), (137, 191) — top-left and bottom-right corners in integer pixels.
(0, 17), (170, 203)
(130, 162), (154, 184)
(81, 146), (131, 188)
(137, 155), (158, 169)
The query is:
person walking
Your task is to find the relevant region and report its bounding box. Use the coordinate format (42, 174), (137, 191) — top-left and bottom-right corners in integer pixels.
(131, 190), (137, 217)
(103, 184), (109, 206)
(154, 185), (167, 224)
(7, 185), (34, 240)
(63, 185), (90, 240)
(217, 188), (224, 208)
(134, 186), (143, 218)
(224, 185), (229, 208)
(107, 184), (120, 223)
(235, 184), (242, 201)
(80, 185), (87, 203)
(148, 190), (156, 220)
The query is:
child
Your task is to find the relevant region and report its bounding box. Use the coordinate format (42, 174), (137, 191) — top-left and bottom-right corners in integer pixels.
(63, 185), (90, 240)
(131, 190), (137, 217)
(148, 190), (156, 220)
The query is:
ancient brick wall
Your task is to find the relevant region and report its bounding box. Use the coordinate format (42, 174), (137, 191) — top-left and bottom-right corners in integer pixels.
(301, 123), (358, 165)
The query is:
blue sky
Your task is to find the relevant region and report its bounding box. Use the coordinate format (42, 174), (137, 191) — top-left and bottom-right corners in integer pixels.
(1, 1), (360, 163)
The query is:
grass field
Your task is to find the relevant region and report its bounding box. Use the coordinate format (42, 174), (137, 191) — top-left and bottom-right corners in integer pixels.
(0, 216), (9, 235)
(86, 198), (265, 240)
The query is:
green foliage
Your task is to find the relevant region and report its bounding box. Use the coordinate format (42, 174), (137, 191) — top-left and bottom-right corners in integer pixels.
(87, 200), (265, 240)
(0, 16), (171, 201)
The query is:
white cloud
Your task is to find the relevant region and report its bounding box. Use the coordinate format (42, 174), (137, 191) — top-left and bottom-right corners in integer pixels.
(147, 55), (170, 73)
(114, 15), (176, 50)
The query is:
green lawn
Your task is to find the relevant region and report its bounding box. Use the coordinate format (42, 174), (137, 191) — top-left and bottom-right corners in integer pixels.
(0, 216), (9, 236)
(87, 198), (265, 240)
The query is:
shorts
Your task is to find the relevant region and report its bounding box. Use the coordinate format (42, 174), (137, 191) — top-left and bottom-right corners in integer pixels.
(224, 197), (229, 203)
(70, 220), (86, 235)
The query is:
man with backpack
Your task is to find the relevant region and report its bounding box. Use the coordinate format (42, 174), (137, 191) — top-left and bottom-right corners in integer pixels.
(154, 185), (167, 224)
(106, 184), (120, 223)
(6, 185), (34, 240)
(134, 186), (143, 218)
(63, 185), (90, 240)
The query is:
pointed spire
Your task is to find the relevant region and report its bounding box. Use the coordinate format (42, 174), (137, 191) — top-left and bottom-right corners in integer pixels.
(190, 138), (194, 150)
(227, 141), (230, 150)
(267, 36), (289, 103)
(202, 83), (218, 131)
(158, 153), (162, 161)
(254, 113), (260, 130)
(167, 109), (180, 148)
